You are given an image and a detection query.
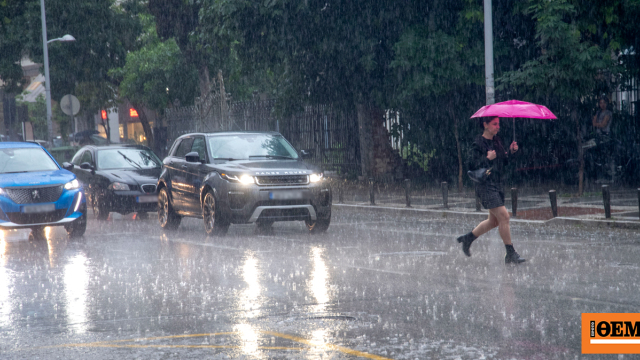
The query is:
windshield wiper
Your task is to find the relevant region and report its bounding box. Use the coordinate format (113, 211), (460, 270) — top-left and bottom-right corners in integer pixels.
(248, 155), (294, 159)
(213, 157), (238, 161)
(118, 151), (142, 169)
(2, 171), (29, 174)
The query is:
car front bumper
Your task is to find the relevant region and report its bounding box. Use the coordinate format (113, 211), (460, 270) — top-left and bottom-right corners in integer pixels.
(101, 190), (158, 214)
(216, 180), (332, 223)
(0, 189), (86, 229)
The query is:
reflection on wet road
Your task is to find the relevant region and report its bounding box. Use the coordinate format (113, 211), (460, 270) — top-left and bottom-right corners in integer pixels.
(0, 207), (639, 359)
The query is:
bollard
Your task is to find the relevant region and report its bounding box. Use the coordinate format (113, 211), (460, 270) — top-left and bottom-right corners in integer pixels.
(369, 178), (375, 205)
(475, 194), (481, 211)
(404, 179), (412, 208)
(602, 185), (611, 219)
(511, 188), (518, 217)
(549, 190), (558, 217)
(441, 182), (448, 209)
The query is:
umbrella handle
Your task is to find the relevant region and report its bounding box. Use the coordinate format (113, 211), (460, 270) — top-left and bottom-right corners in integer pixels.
(512, 117), (515, 143)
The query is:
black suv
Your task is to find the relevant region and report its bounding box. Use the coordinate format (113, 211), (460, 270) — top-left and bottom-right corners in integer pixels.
(157, 132), (331, 235)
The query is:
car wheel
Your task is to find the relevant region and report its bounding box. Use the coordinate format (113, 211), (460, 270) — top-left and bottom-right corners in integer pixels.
(305, 209), (331, 234)
(94, 197), (109, 220)
(203, 191), (229, 236)
(29, 226), (47, 241)
(65, 201), (87, 238)
(158, 188), (181, 230)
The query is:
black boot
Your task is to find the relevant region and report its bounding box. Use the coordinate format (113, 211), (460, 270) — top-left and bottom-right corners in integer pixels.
(456, 232), (477, 257)
(505, 244), (526, 264)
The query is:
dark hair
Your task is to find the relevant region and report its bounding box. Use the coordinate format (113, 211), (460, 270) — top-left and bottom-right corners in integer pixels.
(478, 116), (499, 129)
(599, 96), (609, 103)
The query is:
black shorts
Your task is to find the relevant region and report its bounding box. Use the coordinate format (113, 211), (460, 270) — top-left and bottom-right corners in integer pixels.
(476, 182), (505, 210)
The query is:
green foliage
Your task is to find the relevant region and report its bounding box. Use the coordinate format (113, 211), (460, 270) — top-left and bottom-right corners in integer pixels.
(110, 37), (197, 113)
(401, 144), (436, 173)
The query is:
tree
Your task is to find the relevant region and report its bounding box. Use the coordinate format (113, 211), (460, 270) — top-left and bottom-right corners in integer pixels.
(498, 0), (616, 195)
(1, 0), (143, 141)
(109, 29), (198, 151)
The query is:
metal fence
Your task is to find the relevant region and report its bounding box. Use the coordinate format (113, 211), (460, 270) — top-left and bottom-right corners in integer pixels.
(164, 97), (360, 175)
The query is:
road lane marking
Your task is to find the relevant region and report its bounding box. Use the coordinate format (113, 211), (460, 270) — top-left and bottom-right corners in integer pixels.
(263, 330), (393, 360)
(36, 330), (393, 359)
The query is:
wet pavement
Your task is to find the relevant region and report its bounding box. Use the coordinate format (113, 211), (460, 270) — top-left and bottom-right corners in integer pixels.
(1, 205), (639, 359)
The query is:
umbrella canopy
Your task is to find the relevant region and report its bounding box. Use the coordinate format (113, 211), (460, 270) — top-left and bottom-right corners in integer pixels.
(470, 100), (557, 119)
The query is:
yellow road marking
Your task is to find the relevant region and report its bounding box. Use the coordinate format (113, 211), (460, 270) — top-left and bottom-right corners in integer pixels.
(36, 330), (393, 360)
(262, 330), (393, 360)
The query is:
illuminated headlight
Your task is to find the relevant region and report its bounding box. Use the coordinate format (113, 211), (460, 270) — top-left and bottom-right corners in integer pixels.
(108, 182), (130, 191)
(64, 179), (80, 190)
(309, 173), (324, 183)
(0, 188), (4, 195)
(221, 173), (255, 185)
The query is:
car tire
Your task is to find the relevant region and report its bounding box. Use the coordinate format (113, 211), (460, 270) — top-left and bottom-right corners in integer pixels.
(65, 201), (87, 238)
(158, 187), (181, 230)
(202, 191), (229, 236)
(305, 209), (331, 234)
(94, 197), (109, 220)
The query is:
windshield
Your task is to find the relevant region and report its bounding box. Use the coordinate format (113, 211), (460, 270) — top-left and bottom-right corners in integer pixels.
(208, 134), (299, 160)
(96, 148), (162, 170)
(0, 148), (59, 174)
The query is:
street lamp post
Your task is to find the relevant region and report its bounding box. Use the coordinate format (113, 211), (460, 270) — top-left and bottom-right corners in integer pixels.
(40, 0), (74, 145)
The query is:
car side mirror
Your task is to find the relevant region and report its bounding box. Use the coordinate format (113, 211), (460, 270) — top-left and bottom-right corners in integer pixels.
(300, 149), (313, 159)
(80, 162), (95, 172)
(62, 162), (74, 171)
(185, 151), (201, 163)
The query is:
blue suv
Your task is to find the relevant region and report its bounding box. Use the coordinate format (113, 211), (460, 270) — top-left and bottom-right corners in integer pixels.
(0, 142), (86, 238)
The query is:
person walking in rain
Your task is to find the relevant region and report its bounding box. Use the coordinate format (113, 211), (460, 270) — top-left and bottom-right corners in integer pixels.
(456, 116), (526, 264)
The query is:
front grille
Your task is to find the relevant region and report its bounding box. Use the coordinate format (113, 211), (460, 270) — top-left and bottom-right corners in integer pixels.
(141, 184), (156, 194)
(5, 185), (63, 204)
(258, 208), (310, 220)
(6, 209), (67, 224)
(255, 175), (309, 186)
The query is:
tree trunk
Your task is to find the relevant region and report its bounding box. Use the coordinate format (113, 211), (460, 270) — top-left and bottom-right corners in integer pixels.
(573, 108), (584, 196)
(356, 103), (375, 179)
(131, 102), (155, 152)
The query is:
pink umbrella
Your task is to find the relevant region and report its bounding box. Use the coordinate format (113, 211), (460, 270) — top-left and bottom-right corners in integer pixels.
(470, 100), (557, 141)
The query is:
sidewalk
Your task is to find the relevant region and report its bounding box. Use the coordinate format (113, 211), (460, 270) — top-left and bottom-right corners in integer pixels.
(330, 180), (640, 229)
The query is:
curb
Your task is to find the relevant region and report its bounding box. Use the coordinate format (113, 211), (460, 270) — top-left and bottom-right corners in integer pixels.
(333, 203), (640, 230)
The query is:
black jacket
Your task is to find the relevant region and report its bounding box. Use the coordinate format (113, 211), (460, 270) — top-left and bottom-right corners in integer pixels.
(469, 134), (515, 184)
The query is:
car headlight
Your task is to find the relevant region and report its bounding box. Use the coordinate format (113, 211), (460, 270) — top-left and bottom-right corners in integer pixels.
(309, 173), (324, 183)
(0, 188), (4, 195)
(64, 179), (80, 190)
(108, 182), (130, 191)
(221, 173), (255, 184)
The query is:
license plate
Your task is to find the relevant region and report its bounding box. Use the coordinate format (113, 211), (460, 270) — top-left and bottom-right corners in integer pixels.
(22, 204), (55, 213)
(136, 195), (158, 203)
(269, 191), (304, 200)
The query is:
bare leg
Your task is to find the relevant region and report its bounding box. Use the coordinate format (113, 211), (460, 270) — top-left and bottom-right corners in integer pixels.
(471, 211), (499, 238)
(488, 206), (512, 245)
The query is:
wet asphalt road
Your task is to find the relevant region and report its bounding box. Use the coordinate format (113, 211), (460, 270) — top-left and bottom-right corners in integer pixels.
(1, 207), (639, 359)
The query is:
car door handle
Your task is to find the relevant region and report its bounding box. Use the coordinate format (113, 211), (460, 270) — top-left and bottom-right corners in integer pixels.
(181, 165), (188, 169)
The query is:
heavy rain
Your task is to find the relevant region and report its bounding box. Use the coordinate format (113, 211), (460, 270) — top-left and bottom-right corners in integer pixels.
(1, 0), (640, 359)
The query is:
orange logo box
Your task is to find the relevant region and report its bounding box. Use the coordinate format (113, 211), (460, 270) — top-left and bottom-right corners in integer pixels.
(582, 313), (640, 354)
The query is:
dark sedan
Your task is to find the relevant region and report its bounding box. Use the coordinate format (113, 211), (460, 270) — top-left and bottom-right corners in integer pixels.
(67, 144), (162, 220)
